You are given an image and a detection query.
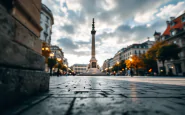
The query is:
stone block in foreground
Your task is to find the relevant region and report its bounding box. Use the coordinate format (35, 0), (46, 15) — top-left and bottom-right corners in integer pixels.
(0, 0), (49, 112)
(0, 67), (50, 112)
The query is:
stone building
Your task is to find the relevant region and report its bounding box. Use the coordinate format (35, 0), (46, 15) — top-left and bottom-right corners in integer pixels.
(40, 4), (54, 46)
(109, 58), (114, 68)
(63, 58), (69, 67)
(50, 45), (64, 60)
(72, 64), (88, 74)
(121, 40), (154, 60)
(103, 40), (154, 69)
(0, 0), (49, 111)
(102, 59), (111, 71)
(154, 12), (185, 76)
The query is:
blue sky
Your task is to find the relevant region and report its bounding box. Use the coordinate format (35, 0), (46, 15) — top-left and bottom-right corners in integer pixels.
(42, 0), (185, 66)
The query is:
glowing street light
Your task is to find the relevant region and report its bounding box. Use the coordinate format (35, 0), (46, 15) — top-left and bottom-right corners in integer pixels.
(50, 53), (54, 58)
(57, 58), (61, 62)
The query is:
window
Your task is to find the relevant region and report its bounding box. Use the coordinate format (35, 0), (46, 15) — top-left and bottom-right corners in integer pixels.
(46, 16), (49, 23)
(171, 21), (175, 27)
(44, 33), (48, 41)
(45, 24), (49, 32)
(162, 36), (165, 40)
(182, 16), (185, 22)
(171, 30), (176, 36)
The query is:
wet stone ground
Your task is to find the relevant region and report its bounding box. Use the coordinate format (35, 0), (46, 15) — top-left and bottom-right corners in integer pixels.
(4, 76), (185, 115)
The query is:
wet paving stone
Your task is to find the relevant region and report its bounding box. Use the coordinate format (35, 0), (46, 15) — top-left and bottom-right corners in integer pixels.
(7, 76), (185, 115)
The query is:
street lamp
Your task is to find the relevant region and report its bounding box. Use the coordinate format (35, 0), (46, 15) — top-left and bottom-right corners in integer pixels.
(50, 53), (54, 58)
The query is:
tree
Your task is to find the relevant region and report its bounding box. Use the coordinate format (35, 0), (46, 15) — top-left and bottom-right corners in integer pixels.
(42, 42), (51, 63)
(120, 60), (126, 70)
(140, 53), (158, 74)
(157, 43), (181, 75)
(146, 41), (167, 60)
(48, 58), (57, 76)
(125, 55), (144, 75)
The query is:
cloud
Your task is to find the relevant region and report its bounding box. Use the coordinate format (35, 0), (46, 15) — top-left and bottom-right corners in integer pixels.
(41, 0), (185, 66)
(156, 1), (185, 19)
(60, 24), (75, 34)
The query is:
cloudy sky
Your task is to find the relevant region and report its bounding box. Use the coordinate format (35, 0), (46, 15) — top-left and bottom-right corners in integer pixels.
(42, 0), (185, 66)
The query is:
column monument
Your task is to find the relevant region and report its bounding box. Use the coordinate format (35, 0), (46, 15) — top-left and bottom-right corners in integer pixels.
(87, 18), (101, 74)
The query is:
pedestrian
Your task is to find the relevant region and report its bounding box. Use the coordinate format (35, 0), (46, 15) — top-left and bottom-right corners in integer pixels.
(57, 69), (60, 77)
(130, 70), (133, 77)
(128, 69), (130, 76)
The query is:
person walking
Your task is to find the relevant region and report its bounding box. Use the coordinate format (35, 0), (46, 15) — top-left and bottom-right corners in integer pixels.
(130, 69), (133, 77)
(127, 69), (130, 76)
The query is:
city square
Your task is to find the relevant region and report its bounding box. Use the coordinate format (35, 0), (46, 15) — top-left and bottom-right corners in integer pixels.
(0, 0), (185, 115)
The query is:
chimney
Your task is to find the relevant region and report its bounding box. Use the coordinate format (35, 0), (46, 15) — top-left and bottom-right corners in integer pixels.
(170, 17), (175, 21)
(166, 21), (170, 26)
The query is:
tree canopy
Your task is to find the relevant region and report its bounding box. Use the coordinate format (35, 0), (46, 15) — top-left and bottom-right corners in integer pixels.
(157, 43), (181, 64)
(125, 55), (144, 69)
(146, 41), (167, 60)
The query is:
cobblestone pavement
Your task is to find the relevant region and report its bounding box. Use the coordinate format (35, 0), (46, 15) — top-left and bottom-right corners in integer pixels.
(5, 76), (185, 115)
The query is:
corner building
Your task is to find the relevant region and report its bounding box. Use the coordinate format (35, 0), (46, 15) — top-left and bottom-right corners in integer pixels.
(154, 12), (185, 75)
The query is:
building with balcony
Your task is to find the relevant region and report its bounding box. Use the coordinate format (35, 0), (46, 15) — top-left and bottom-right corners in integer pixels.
(40, 4), (54, 46)
(154, 12), (185, 75)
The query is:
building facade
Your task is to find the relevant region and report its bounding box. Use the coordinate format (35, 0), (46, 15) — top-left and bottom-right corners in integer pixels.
(120, 41), (154, 61)
(50, 45), (64, 59)
(103, 40), (154, 69)
(154, 13), (185, 76)
(72, 64), (88, 74)
(102, 59), (111, 71)
(63, 58), (68, 67)
(40, 4), (54, 46)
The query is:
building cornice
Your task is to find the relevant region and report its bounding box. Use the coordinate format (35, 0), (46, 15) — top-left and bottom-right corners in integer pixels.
(41, 4), (54, 25)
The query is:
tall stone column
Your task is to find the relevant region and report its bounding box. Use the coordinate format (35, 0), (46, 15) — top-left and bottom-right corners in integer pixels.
(90, 18), (97, 68)
(91, 22), (96, 58)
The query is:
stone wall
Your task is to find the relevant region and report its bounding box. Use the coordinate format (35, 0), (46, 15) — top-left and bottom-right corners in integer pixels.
(0, 67), (49, 111)
(0, 1), (50, 112)
(0, 4), (44, 70)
